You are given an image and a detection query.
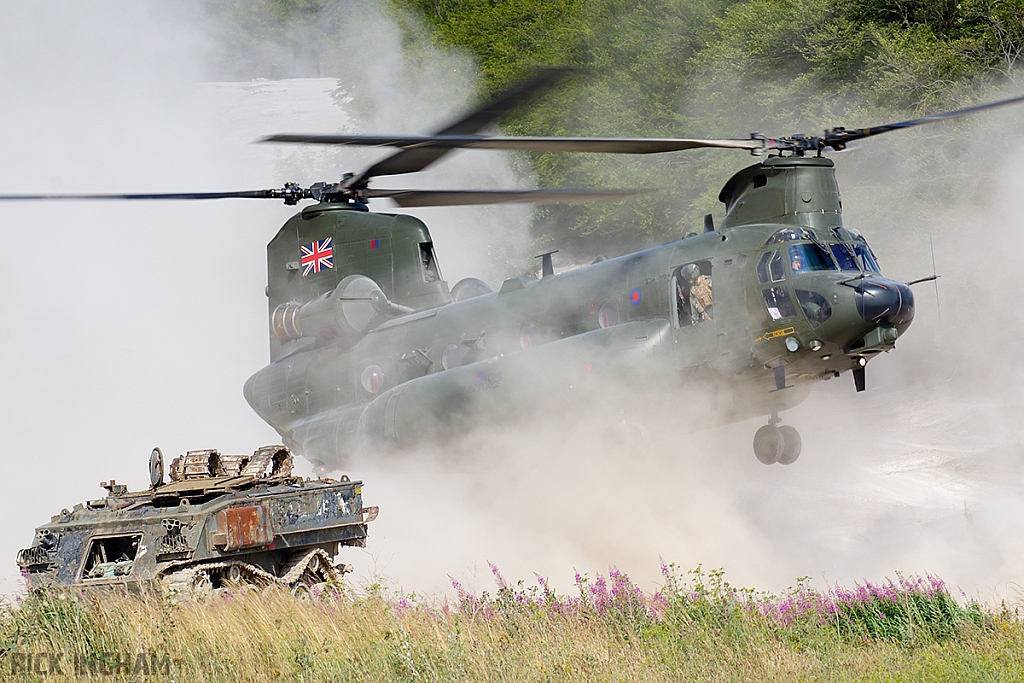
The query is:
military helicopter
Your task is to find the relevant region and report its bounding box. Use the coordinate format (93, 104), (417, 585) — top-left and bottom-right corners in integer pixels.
(4, 70), (1023, 469)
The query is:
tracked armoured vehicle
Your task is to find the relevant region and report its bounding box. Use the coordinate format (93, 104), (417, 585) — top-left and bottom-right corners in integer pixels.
(17, 445), (377, 597)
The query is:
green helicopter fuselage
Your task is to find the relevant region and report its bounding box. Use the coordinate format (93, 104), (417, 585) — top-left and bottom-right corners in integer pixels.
(244, 155), (914, 471)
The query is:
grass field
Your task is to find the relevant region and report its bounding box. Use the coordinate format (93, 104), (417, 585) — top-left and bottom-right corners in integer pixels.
(2, 565), (1023, 682)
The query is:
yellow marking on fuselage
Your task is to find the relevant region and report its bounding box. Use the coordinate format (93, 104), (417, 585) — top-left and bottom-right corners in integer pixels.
(754, 326), (796, 343)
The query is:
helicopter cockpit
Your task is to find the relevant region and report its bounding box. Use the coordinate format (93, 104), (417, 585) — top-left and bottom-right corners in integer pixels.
(755, 227), (888, 330)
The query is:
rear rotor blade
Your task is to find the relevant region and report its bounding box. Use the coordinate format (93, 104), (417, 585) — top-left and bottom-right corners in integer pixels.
(262, 133), (762, 154)
(364, 187), (649, 207)
(0, 184), (313, 205)
(345, 68), (574, 184)
(0, 190), (286, 201)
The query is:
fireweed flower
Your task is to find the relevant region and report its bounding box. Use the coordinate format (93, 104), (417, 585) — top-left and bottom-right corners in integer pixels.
(392, 566), (981, 646)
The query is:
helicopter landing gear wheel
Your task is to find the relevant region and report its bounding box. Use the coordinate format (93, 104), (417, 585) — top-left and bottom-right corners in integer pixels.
(777, 425), (802, 465)
(753, 425), (784, 464)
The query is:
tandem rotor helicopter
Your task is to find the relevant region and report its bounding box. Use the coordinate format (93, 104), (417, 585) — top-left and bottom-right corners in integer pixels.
(4, 69), (1023, 470)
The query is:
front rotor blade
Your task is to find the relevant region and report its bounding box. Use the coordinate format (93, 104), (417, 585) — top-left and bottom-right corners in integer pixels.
(264, 133), (761, 154)
(262, 134), (762, 154)
(364, 188), (649, 207)
(346, 68), (574, 184)
(826, 92), (1024, 149)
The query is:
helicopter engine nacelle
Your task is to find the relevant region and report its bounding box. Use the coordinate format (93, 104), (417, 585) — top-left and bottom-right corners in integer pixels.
(271, 274), (382, 345)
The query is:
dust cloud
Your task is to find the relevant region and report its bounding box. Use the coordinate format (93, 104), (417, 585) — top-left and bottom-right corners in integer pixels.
(3, 0), (1024, 605)
(348, 99), (1024, 600)
(0, 0), (525, 595)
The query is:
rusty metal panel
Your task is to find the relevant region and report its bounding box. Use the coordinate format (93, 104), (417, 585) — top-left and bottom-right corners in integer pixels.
(214, 505), (273, 551)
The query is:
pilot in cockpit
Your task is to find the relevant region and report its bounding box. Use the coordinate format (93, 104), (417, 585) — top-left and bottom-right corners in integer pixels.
(789, 248), (805, 273)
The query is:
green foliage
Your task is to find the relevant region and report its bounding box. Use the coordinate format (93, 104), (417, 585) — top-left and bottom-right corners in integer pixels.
(400, 0), (591, 93)
(205, 0), (1024, 256)
(392, 0), (1024, 256)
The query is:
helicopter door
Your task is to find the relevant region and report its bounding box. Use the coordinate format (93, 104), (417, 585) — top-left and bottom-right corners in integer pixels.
(673, 260), (713, 328)
(670, 260), (716, 367)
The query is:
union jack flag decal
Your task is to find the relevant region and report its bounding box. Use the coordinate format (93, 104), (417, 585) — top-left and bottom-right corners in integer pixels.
(300, 237), (334, 276)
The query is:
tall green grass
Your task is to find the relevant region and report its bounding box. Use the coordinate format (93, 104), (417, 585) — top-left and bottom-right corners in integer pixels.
(1, 565), (1020, 682)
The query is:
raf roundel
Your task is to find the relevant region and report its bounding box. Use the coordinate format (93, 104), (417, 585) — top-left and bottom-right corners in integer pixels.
(629, 288), (642, 306)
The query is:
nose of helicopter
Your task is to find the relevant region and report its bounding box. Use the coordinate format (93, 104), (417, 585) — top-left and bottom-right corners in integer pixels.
(854, 279), (915, 327)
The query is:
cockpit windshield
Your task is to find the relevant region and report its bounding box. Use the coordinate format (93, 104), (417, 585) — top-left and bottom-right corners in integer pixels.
(788, 243), (836, 273)
(853, 241), (881, 273)
(829, 243), (859, 271)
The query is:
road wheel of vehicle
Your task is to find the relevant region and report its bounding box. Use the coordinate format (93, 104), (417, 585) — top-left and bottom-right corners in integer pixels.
(291, 581), (311, 600)
(191, 571), (212, 600)
(224, 565), (242, 584)
(777, 426), (802, 465)
(753, 425), (784, 464)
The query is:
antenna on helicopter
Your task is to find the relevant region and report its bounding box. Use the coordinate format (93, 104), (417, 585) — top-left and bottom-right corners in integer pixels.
(930, 235), (941, 321)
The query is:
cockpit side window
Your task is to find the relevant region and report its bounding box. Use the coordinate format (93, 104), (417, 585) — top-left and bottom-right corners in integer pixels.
(757, 251), (785, 284)
(829, 243), (859, 271)
(762, 287), (797, 321)
(768, 251), (785, 282)
(796, 289), (833, 328)
(756, 252), (770, 284)
(788, 243), (837, 273)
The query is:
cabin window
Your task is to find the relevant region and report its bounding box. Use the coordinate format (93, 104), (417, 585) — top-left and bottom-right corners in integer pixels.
(756, 251), (785, 284)
(442, 343), (462, 370)
(788, 243), (836, 273)
(673, 261), (713, 327)
(796, 289), (833, 328)
(762, 287), (797, 321)
(598, 300), (619, 328)
(829, 243), (859, 271)
(420, 243), (440, 283)
(82, 534), (142, 579)
(520, 322), (540, 349)
(361, 365), (385, 394)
